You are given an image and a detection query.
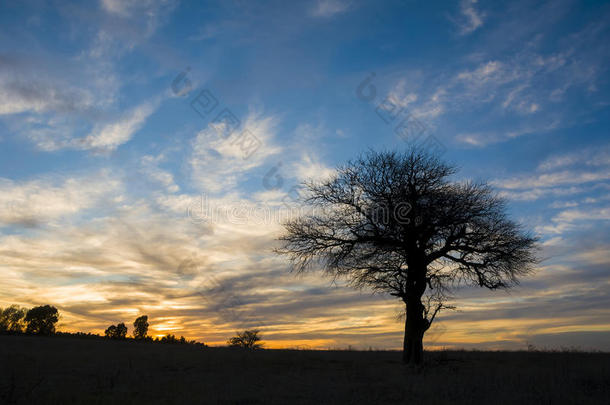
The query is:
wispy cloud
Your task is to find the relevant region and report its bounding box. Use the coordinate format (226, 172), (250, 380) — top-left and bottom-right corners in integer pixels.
(538, 206), (610, 235)
(0, 76), (94, 116)
(190, 111), (282, 193)
(0, 172), (121, 227)
(140, 153), (180, 193)
(455, 0), (485, 35)
(292, 154), (335, 182)
(310, 0), (350, 18)
(495, 170), (610, 191)
(538, 146), (610, 171)
(78, 101), (158, 152)
(99, 0), (177, 40)
(382, 17), (609, 149)
(492, 144), (610, 202)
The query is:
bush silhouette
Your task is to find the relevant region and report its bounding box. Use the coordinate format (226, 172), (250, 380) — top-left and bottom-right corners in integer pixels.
(160, 334), (178, 343)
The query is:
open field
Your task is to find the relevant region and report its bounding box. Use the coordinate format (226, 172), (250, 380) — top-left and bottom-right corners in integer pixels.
(1, 335), (609, 404)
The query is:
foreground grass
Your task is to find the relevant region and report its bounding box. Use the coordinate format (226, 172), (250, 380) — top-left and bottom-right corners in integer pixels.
(1, 335), (609, 404)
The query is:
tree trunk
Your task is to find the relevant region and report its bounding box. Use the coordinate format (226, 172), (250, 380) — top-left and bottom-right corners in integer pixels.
(402, 299), (425, 366)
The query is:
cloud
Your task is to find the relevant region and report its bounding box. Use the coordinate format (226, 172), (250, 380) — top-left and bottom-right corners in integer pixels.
(0, 49), (121, 152)
(575, 247), (610, 266)
(554, 207), (610, 224)
(387, 19), (608, 149)
(140, 154), (180, 193)
(0, 77), (95, 116)
(455, 0), (485, 35)
(494, 170), (610, 191)
(0, 172), (121, 227)
(491, 144), (610, 218)
(0, 0), (177, 153)
(292, 154), (335, 183)
(77, 101), (158, 152)
(0, 55), (102, 117)
(538, 147), (610, 171)
(2, 169), (608, 348)
(99, 0), (177, 38)
(190, 111), (282, 193)
(457, 60), (503, 83)
(100, 0), (137, 16)
(498, 184), (607, 202)
(388, 57), (542, 147)
(0, 183), (392, 345)
(387, 79), (418, 108)
(456, 118), (561, 147)
(13, 99), (160, 153)
(310, 0), (350, 18)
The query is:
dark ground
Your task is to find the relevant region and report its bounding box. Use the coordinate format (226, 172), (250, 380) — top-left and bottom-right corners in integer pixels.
(1, 335), (609, 404)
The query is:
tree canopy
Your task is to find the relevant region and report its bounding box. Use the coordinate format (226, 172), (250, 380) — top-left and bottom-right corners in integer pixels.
(105, 322), (128, 339)
(133, 315), (149, 340)
(0, 305), (27, 333)
(228, 330), (263, 349)
(24, 305), (59, 335)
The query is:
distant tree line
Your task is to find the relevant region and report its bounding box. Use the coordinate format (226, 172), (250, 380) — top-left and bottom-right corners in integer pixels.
(104, 315), (148, 340)
(1, 304), (263, 350)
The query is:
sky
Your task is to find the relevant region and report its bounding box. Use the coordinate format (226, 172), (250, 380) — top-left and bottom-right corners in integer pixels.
(0, 0), (609, 350)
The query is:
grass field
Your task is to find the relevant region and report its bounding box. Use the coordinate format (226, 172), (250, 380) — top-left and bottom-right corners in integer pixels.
(1, 335), (609, 404)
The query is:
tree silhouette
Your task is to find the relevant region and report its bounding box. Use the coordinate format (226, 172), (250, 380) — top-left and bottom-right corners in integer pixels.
(104, 322), (128, 339)
(277, 148), (538, 365)
(116, 322), (128, 338)
(0, 305), (27, 333)
(104, 325), (117, 338)
(228, 330), (263, 349)
(24, 305), (59, 335)
(133, 315), (149, 340)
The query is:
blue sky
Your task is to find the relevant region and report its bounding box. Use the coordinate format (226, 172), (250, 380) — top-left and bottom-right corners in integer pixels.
(1, 0), (609, 350)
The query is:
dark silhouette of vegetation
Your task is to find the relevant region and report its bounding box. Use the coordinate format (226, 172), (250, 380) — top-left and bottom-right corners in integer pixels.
(133, 315), (149, 340)
(24, 305), (59, 335)
(278, 148), (538, 365)
(1, 303), (210, 351)
(160, 334), (180, 343)
(0, 305), (27, 333)
(154, 335), (206, 347)
(55, 331), (104, 339)
(104, 322), (128, 339)
(228, 330), (263, 349)
(162, 334), (182, 343)
(104, 325), (116, 338)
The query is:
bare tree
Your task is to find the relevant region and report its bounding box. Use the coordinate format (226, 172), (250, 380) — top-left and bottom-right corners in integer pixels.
(277, 148), (538, 365)
(228, 330), (263, 349)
